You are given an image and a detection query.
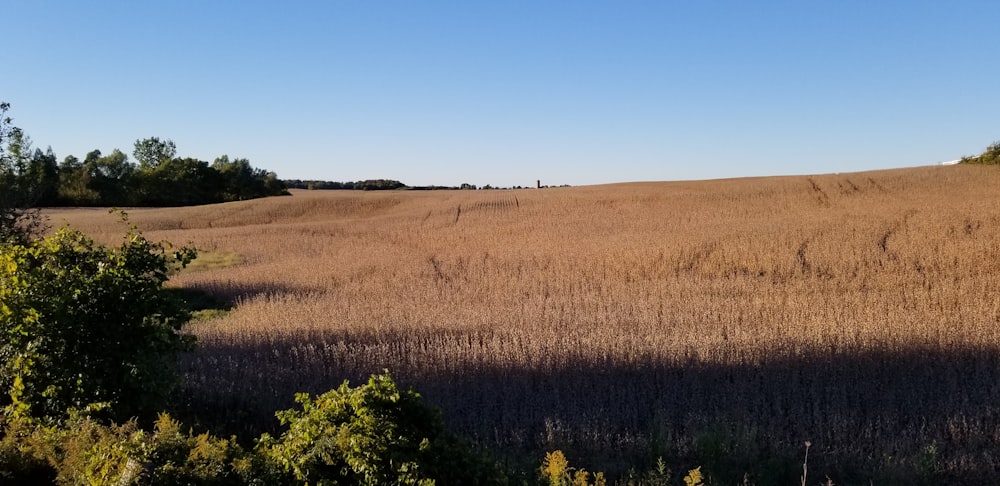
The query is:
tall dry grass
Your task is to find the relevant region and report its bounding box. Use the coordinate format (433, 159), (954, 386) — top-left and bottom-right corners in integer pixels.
(45, 165), (1000, 481)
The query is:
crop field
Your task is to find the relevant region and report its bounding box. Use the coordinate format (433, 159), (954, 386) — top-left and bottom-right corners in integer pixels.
(45, 165), (1000, 482)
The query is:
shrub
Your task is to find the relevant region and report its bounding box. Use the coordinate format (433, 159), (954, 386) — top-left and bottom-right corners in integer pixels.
(0, 218), (196, 422)
(0, 411), (262, 485)
(540, 450), (606, 486)
(258, 372), (506, 485)
(0, 414), (55, 484)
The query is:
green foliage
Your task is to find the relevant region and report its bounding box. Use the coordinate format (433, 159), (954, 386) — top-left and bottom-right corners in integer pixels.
(83, 148), (137, 205)
(0, 217), (196, 422)
(56, 154), (98, 206)
(0, 412), (56, 483)
(213, 155), (286, 201)
(1, 371), (510, 485)
(258, 372), (507, 485)
(960, 141), (1000, 165)
(138, 156), (222, 206)
(284, 179), (406, 191)
(121, 146), (288, 207)
(24, 147), (60, 206)
(0, 101), (44, 245)
(133, 137), (177, 171)
(645, 457), (672, 485)
(144, 414), (258, 485)
(6, 123), (287, 210)
(258, 373), (443, 485)
(0, 411), (262, 485)
(619, 457), (693, 486)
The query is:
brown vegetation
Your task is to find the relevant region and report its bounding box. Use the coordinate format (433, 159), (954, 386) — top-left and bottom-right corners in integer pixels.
(45, 165), (1000, 482)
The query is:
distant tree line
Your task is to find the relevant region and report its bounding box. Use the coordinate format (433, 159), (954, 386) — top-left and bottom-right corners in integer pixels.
(284, 178), (407, 191)
(1, 105), (288, 210)
(7, 135), (289, 207)
(283, 179), (478, 191)
(284, 179), (565, 191)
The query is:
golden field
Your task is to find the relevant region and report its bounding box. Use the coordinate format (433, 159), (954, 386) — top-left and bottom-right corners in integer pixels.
(45, 165), (1000, 481)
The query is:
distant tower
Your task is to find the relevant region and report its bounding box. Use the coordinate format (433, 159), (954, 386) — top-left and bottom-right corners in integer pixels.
(537, 179), (541, 189)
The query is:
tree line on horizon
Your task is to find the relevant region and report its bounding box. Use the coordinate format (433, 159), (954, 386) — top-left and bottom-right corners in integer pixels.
(6, 134), (287, 208)
(284, 178), (409, 191)
(284, 179), (560, 191)
(1, 104), (288, 209)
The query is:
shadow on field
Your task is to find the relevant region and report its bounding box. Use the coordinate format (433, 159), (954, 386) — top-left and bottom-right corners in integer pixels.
(165, 288), (231, 316)
(178, 280), (319, 304)
(175, 333), (1000, 484)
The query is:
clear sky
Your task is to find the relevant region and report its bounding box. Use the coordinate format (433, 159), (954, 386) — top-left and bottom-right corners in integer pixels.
(3, 1), (998, 187)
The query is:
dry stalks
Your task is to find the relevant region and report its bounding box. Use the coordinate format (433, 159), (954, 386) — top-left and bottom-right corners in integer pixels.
(45, 165), (1000, 480)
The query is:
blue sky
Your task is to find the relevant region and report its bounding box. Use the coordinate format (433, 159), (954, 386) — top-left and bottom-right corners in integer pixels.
(4, 1), (998, 187)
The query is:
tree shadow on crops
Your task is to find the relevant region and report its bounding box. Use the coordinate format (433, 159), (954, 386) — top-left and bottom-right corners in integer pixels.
(176, 280), (320, 305)
(174, 332), (1000, 484)
(165, 287), (232, 317)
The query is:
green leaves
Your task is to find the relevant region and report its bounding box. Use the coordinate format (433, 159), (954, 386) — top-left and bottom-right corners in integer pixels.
(0, 223), (196, 422)
(1, 372), (508, 484)
(256, 373), (507, 484)
(260, 372), (442, 486)
(959, 141), (1000, 165)
(132, 137), (177, 171)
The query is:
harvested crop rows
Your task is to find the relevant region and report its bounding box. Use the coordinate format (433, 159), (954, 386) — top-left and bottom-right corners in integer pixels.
(45, 165), (1000, 481)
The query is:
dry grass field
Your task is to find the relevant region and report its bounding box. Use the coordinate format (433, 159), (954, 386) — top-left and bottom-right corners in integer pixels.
(45, 165), (1000, 482)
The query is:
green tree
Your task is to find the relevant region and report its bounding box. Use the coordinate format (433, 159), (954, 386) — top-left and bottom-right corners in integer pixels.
(138, 157), (221, 206)
(213, 155), (289, 201)
(357, 179), (405, 191)
(262, 170), (287, 196)
(259, 374), (439, 486)
(84, 148), (136, 205)
(0, 218), (197, 422)
(132, 136), (176, 170)
(0, 102), (45, 244)
(57, 154), (100, 205)
(5, 128), (31, 174)
(24, 147), (60, 206)
(213, 155), (262, 201)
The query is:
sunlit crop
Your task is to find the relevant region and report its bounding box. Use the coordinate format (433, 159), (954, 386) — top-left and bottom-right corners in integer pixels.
(45, 164), (1000, 479)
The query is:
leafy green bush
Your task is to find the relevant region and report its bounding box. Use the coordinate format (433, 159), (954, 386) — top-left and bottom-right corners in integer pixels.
(258, 372), (506, 486)
(143, 414), (259, 485)
(1, 411), (264, 485)
(0, 219), (196, 422)
(1, 373), (507, 485)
